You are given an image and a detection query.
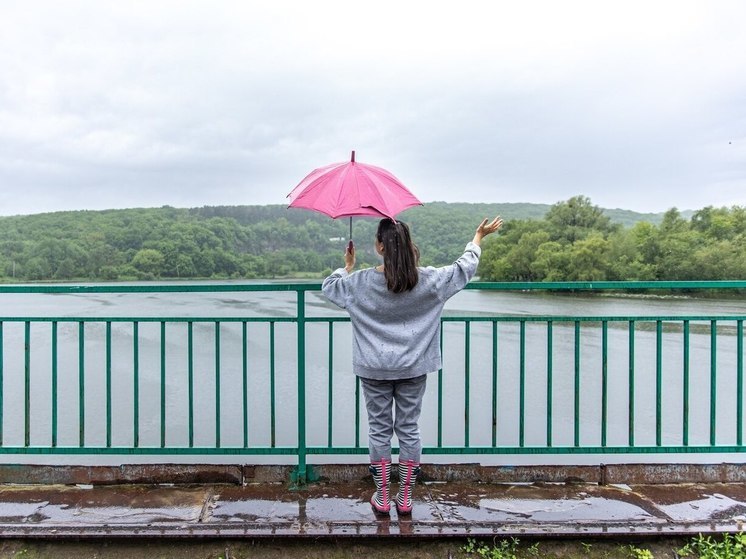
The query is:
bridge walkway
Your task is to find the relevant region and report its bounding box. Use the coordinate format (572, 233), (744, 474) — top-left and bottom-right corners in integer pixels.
(1, 465), (744, 539)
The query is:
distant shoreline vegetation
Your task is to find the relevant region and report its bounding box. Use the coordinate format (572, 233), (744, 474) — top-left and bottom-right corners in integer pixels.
(0, 197), (743, 283)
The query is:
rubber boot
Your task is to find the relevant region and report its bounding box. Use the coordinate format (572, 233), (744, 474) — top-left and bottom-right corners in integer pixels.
(369, 458), (392, 515)
(395, 459), (420, 515)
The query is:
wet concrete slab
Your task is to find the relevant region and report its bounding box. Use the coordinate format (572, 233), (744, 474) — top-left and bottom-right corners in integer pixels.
(0, 480), (745, 539)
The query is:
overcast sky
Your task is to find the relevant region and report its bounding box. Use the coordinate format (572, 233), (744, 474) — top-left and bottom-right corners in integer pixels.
(1, 1), (744, 217)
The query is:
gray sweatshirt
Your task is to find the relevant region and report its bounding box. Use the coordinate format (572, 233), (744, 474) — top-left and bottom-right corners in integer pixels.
(321, 242), (481, 380)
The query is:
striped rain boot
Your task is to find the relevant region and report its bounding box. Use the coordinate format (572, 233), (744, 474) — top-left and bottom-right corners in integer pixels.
(368, 458), (392, 515)
(395, 459), (420, 515)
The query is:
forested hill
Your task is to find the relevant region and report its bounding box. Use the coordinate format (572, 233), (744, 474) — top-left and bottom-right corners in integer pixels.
(0, 200), (696, 282)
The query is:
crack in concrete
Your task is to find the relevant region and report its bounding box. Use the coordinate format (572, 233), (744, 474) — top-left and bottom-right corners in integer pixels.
(197, 489), (217, 523)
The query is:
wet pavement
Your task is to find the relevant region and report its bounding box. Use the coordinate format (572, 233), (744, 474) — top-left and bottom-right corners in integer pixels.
(0, 480), (745, 539)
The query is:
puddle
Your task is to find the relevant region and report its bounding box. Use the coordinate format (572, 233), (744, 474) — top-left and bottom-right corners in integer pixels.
(210, 499), (300, 523)
(436, 495), (660, 523)
(658, 493), (746, 522)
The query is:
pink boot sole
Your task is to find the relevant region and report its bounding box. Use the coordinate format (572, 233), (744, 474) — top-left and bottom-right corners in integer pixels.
(370, 496), (391, 516)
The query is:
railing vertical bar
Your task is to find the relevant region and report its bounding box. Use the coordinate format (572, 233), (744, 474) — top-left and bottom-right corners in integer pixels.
(738, 320), (744, 446)
(215, 321), (222, 449)
(327, 322), (334, 448)
(269, 321), (275, 448)
(133, 321), (139, 448)
(24, 321), (30, 447)
(355, 375), (361, 449)
(0, 322), (3, 446)
(683, 320), (690, 446)
(491, 320), (498, 448)
(519, 320), (526, 447)
(628, 320), (635, 447)
(78, 322), (85, 447)
(656, 320), (663, 447)
(51, 321), (58, 448)
(187, 321), (194, 448)
(464, 321), (470, 448)
(546, 321), (553, 448)
(160, 321), (166, 448)
(437, 323), (444, 448)
(574, 321), (580, 447)
(710, 320), (717, 446)
(601, 320), (608, 447)
(296, 291), (308, 482)
(106, 321), (112, 448)
(243, 321), (249, 448)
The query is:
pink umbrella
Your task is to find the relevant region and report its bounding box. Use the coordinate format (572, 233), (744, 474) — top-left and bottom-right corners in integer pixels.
(287, 151), (422, 242)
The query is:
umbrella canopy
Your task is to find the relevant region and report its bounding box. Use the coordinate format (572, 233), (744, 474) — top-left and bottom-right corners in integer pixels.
(287, 151), (421, 226)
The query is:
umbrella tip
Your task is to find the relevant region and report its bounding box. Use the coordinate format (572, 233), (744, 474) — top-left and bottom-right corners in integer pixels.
(351, 150), (355, 163)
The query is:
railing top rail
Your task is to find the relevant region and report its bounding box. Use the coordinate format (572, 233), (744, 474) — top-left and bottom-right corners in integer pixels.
(0, 280), (745, 295)
(467, 280), (746, 290)
(0, 283), (318, 294)
(1, 315), (743, 323)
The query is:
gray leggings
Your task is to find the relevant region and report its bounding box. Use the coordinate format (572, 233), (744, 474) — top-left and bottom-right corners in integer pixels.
(360, 375), (427, 463)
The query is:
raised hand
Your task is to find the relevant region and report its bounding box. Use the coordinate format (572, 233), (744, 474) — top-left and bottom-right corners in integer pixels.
(473, 216), (503, 245)
(344, 240), (355, 273)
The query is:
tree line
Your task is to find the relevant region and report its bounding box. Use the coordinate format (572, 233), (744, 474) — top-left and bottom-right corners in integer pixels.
(0, 198), (741, 282)
(0, 202), (552, 281)
(478, 196), (746, 281)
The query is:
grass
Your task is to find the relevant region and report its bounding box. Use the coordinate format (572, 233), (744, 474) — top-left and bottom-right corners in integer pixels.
(1, 535), (744, 558)
(461, 534), (746, 559)
(678, 533), (746, 559)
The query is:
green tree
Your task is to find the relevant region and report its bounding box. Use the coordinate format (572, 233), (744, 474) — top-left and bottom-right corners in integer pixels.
(478, 220), (549, 281)
(606, 228), (656, 280)
(567, 234), (610, 281)
(131, 249), (165, 277)
(533, 241), (571, 281)
(545, 195), (616, 243)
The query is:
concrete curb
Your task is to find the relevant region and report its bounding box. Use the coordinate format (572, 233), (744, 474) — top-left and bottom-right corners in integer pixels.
(2, 463), (745, 485)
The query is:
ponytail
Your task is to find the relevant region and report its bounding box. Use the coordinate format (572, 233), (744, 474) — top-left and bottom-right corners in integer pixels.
(376, 219), (419, 293)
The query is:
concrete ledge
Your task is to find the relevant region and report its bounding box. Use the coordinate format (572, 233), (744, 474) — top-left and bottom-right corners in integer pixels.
(0, 462), (744, 485)
(601, 463), (746, 485)
(419, 464), (600, 484)
(0, 464), (243, 485)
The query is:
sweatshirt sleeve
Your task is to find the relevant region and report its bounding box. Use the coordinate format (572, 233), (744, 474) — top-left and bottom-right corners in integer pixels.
(321, 268), (351, 309)
(432, 242), (482, 302)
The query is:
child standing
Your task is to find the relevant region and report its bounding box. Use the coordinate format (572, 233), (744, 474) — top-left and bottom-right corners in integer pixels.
(322, 216), (502, 515)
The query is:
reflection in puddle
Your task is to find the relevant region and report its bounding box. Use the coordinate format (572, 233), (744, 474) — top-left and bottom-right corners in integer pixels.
(210, 499), (299, 523)
(475, 496), (656, 522)
(659, 493), (746, 522)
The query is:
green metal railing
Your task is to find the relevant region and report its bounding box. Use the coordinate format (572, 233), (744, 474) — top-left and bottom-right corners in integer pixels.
(0, 281), (744, 483)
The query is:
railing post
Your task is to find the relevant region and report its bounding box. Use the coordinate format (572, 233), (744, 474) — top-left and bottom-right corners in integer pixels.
(737, 320), (744, 446)
(52, 321), (58, 448)
(291, 288), (316, 486)
(710, 320), (718, 445)
(106, 321), (112, 448)
(0, 322), (3, 447)
(519, 320), (526, 447)
(24, 321), (30, 448)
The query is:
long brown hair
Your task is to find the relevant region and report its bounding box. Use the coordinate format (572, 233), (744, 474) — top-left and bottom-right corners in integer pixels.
(376, 219), (419, 293)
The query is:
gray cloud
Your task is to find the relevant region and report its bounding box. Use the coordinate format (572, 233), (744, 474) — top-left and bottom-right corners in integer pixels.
(1, 0), (745, 216)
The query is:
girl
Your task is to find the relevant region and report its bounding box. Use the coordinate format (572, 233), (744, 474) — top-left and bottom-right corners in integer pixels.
(322, 216), (503, 515)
